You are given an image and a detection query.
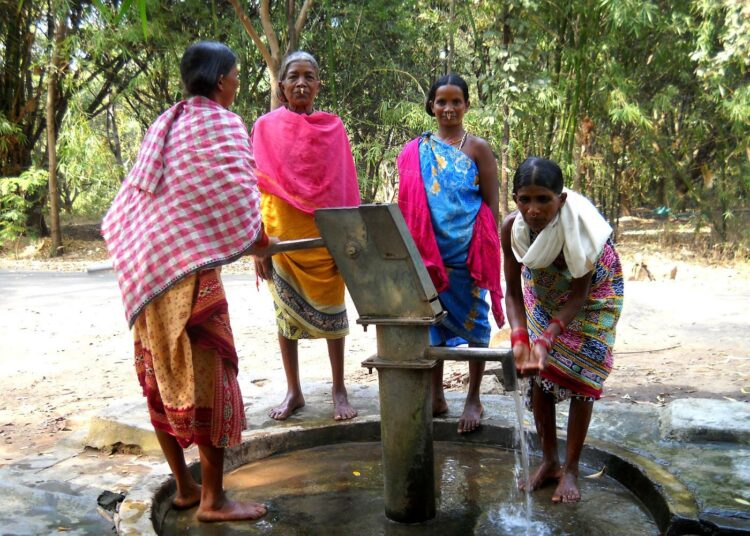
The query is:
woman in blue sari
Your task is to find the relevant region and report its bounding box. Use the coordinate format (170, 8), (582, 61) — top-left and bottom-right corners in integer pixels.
(397, 74), (504, 433)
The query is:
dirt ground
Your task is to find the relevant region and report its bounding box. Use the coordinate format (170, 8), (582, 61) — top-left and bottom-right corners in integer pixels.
(0, 216), (748, 467)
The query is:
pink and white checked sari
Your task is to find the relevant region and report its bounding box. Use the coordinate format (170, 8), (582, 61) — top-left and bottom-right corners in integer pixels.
(102, 96), (262, 326)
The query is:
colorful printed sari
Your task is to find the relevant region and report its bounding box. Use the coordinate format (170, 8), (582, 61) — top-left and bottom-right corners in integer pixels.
(133, 269), (246, 448)
(524, 239), (624, 399)
(410, 133), (494, 346)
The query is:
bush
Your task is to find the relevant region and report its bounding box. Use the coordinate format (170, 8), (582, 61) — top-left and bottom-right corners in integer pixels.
(0, 168), (49, 251)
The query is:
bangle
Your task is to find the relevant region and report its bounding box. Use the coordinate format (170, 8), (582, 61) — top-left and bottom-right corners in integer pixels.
(510, 327), (529, 348)
(549, 318), (565, 333)
(535, 331), (554, 351)
(255, 230), (269, 248)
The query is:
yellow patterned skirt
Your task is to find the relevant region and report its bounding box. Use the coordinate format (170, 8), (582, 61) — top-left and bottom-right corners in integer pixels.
(132, 269), (246, 448)
(261, 193), (349, 339)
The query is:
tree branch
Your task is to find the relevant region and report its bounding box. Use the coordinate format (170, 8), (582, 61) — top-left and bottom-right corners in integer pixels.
(227, 0), (274, 67)
(286, 0), (296, 52)
(259, 0), (280, 60)
(294, 0), (314, 39)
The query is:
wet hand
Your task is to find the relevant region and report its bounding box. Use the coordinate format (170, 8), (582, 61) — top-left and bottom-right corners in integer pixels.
(525, 343), (548, 375)
(513, 342), (532, 377)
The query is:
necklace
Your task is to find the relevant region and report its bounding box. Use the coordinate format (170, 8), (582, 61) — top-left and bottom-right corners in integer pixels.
(436, 131), (468, 150)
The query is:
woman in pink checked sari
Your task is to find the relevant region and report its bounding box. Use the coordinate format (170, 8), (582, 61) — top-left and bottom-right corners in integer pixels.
(102, 42), (275, 523)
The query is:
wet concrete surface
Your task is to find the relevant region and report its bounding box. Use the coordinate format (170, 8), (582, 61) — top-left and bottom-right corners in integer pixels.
(121, 384), (750, 535)
(162, 442), (656, 535)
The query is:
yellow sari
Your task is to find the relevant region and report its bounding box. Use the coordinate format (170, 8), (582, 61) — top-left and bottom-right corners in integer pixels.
(261, 193), (349, 339)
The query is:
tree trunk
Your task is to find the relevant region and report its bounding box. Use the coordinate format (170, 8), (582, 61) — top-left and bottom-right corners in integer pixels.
(228, 0), (313, 112)
(269, 58), (281, 110)
(286, 0), (298, 52)
(46, 12), (66, 257)
(107, 101), (125, 180)
(447, 0), (455, 72)
(574, 116), (594, 194)
(500, 8), (511, 218)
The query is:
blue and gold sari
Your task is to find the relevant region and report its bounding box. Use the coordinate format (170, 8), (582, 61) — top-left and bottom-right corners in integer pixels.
(419, 133), (491, 347)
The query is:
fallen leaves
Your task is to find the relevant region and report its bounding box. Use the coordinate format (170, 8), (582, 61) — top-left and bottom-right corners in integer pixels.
(584, 466), (607, 479)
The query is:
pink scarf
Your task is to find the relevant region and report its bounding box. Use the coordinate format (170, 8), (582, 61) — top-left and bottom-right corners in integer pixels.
(397, 138), (505, 327)
(102, 96), (263, 326)
(251, 106), (360, 213)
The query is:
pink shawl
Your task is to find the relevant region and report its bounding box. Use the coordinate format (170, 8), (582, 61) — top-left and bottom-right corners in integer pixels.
(102, 96), (263, 326)
(397, 138), (505, 327)
(251, 106), (360, 213)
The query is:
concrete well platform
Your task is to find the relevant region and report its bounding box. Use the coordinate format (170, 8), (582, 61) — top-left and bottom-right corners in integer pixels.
(102, 383), (750, 536)
(0, 379), (748, 535)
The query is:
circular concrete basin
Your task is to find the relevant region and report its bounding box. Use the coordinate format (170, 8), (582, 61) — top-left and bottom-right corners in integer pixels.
(117, 418), (700, 535)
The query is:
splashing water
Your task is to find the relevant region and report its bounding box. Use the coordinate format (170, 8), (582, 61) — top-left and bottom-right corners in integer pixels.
(488, 503), (553, 536)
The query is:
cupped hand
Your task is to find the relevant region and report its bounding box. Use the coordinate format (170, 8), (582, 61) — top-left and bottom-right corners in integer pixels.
(524, 342), (548, 375)
(513, 342), (532, 377)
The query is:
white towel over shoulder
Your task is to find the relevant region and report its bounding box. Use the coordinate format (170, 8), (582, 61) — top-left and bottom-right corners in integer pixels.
(510, 188), (612, 278)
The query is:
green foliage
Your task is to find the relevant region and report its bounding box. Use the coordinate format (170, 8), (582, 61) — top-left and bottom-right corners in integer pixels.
(0, 169), (49, 247)
(56, 103), (135, 216)
(6, 0), (749, 252)
(0, 113), (25, 163)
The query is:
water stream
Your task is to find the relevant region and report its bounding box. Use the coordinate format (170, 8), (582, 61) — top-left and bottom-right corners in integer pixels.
(512, 378), (533, 523)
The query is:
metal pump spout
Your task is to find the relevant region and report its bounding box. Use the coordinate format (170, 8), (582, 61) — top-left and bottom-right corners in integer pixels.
(425, 346), (517, 392)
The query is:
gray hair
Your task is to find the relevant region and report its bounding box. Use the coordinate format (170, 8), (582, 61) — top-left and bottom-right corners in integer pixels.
(278, 51), (319, 81)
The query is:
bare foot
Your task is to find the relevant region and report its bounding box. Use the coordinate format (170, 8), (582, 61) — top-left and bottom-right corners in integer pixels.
(551, 469), (581, 503)
(520, 459), (562, 492)
(172, 482), (201, 510)
(196, 499), (267, 522)
(433, 395), (449, 417)
(268, 392), (305, 420)
(333, 391), (357, 421)
(458, 399), (483, 434)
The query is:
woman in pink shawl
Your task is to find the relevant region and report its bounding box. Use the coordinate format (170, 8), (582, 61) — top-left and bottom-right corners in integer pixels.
(252, 51), (361, 422)
(102, 42), (275, 523)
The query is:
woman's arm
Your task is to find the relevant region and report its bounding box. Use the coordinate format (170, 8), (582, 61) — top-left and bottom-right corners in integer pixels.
(544, 272), (592, 337)
(501, 213), (531, 373)
(471, 137), (500, 226)
(528, 271), (593, 373)
(501, 213), (525, 327)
